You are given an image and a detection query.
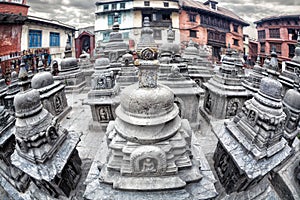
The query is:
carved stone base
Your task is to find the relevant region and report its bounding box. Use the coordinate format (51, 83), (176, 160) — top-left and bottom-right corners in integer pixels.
(212, 120), (292, 194)
(270, 138), (300, 200)
(11, 131), (82, 198)
(84, 133), (218, 200)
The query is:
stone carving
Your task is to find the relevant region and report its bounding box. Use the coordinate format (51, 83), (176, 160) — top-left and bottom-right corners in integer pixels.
(226, 98), (241, 118)
(202, 46), (250, 119)
(104, 13), (129, 63)
(31, 71), (71, 121)
(282, 86), (300, 144)
(84, 46), (217, 199)
(182, 39), (214, 86)
(279, 32), (300, 96)
(131, 146), (167, 176)
(0, 106), (31, 193)
(213, 77), (292, 194)
(4, 70), (20, 115)
(97, 105), (112, 122)
(53, 42), (86, 92)
(11, 79), (82, 198)
(243, 55), (268, 96)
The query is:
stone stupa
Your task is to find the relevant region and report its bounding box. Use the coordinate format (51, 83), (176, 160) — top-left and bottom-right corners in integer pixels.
(182, 39), (214, 87)
(279, 32), (300, 96)
(201, 45), (250, 120)
(53, 42), (86, 92)
(213, 77), (292, 197)
(31, 68), (71, 122)
(84, 48), (217, 200)
(159, 27), (203, 130)
(4, 70), (20, 115)
(242, 55), (267, 96)
(10, 68), (82, 198)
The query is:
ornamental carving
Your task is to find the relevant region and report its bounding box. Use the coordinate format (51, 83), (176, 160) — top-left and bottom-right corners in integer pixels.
(226, 98), (241, 118)
(97, 106), (112, 122)
(130, 146), (167, 176)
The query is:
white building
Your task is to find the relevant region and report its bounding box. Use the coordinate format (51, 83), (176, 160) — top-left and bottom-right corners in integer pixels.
(21, 16), (76, 58)
(95, 0), (180, 49)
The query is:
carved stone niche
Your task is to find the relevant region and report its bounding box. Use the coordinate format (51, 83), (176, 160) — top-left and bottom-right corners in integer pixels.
(96, 105), (113, 123)
(204, 91), (213, 114)
(130, 146), (167, 176)
(213, 142), (263, 194)
(226, 98), (241, 118)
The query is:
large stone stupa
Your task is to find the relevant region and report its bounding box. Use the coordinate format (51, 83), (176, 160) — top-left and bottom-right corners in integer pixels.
(84, 48), (217, 200)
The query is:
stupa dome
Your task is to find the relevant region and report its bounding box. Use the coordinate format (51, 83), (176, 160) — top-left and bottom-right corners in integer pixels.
(14, 89), (43, 118)
(283, 89), (300, 111)
(259, 77), (282, 100)
(95, 57), (110, 67)
(60, 57), (78, 71)
(116, 83), (178, 126)
(31, 71), (54, 89)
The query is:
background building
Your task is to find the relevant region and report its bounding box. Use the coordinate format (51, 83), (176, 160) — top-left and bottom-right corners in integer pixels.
(21, 15), (76, 59)
(254, 15), (300, 65)
(0, 0), (29, 74)
(94, 0), (180, 49)
(179, 0), (249, 62)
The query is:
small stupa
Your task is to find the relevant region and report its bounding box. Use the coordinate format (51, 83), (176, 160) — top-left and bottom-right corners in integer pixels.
(11, 68), (82, 198)
(0, 72), (8, 106)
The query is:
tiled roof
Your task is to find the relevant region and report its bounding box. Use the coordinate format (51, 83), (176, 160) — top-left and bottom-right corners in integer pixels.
(254, 14), (300, 24)
(181, 0), (249, 26)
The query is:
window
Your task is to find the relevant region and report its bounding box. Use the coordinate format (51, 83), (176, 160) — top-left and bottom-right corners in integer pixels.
(269, 43), (281, 54)
(162, 13), (170, 20)
(120, 2), (125, 9)
(108, 14), (121, 25)
(164, 2), (169, 7)
(112, 3), (117, 10)
(122, 32), (129, 39)
(103, 4), (109, 10)
(49, 32), (60, 47)
(258, 30), (266, 40)
(189, 30), (197, 38)
(153, 29), (162, 40)
(211, 2), (217, 10)
(269, 28), (280, 38)
(144, 1), (150, 6)
(233, 24), (239, 32)
(189, 14), (196, 22)
(29, 30), (42, 48)
(233, 39), (239, 46)
(260, 42), (265, 53)
(103, 32), (110, 42)
(288, 44), (296, 58)
(288, 28), (299, 40)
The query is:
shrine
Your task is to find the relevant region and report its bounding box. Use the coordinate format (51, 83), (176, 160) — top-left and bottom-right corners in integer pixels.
(84, 47), (217, 200)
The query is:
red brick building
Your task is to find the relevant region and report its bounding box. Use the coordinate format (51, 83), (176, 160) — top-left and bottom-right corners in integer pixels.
(254, 15), (300, 64)
(179, 0), (249, 62)
(0, 0), (29, 74)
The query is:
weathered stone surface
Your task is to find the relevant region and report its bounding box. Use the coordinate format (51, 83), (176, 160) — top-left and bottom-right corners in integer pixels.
(31, 71), (72, 122)
(103, 13), (128, 63)
(279, 32), (300, 96)
(4, 71), (19, 115)
(203, 47), (250, 119)
(10, 83), (82, 198)
(54, 43), (86, 93)
(84, 45), (217, 199)
(182, 40), (214, 87)
(242, 56), (267, 96)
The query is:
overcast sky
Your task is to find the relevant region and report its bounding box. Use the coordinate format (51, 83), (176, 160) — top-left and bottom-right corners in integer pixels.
(27, 0), (300, 38)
